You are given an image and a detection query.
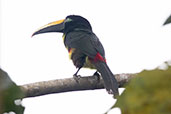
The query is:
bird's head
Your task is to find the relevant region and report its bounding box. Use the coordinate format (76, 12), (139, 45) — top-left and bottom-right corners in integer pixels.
(32, 15), (92, 37)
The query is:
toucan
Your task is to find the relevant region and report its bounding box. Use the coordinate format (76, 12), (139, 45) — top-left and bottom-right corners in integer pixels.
(32, 15), (119, 96)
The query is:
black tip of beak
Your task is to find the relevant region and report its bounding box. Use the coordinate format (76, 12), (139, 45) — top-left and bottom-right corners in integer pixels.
(31, 31), (39, 37)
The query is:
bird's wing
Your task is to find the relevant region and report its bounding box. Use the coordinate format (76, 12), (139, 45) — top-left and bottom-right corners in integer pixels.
(65, 31), (105, 59)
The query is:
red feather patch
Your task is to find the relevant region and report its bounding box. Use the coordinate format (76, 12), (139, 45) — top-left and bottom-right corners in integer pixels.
(93, 52), (106, 62)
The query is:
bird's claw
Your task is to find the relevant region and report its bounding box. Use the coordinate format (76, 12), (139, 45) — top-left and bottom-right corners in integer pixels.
(73, 74), (81, 82)
(107, 89), (114, 94)
(107, 89), (119, 99)
(93, 71), (100, 83)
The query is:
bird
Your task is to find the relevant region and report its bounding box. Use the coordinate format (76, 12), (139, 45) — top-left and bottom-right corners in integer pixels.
(32, 15), (119, 96)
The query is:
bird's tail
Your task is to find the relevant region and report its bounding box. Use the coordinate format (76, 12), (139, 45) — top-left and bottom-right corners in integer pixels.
(94, 62), (119, 96)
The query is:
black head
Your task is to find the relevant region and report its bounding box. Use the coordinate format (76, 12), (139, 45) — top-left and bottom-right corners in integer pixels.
(64, 15), (92, 33)
(32, 15), (92, 37)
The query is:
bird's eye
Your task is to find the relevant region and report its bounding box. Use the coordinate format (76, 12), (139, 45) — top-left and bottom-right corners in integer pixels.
(65, 18), (72, 23)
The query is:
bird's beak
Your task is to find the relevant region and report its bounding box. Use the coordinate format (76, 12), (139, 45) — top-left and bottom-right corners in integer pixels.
(32, 19), (65, 37)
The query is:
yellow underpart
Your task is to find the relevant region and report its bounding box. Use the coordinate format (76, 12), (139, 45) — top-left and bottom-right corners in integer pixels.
(63, 35), (76, 60)
(63, 34), (71, 59)
(68, 48), (76, 59)
(68, 49), (95, 69)
(62, 34), (65, 42)
(63, 34), (95, 69)
(84, 57), (95, 69)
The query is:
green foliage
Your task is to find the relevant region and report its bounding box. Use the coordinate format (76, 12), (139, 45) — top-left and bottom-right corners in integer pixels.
(0, 68), (25, 114)
(113, 63), (171, 114)
(163, 14), (171, 25)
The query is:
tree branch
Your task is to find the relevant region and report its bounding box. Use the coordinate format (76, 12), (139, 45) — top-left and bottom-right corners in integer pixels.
(20, 73), (136, 98)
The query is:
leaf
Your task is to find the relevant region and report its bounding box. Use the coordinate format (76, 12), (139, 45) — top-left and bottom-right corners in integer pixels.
(0, 68), (25, 114)
(163, 14), (171, 25)
(113, 63), (171, 114)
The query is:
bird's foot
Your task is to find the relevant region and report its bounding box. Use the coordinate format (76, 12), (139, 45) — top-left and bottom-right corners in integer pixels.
(107, 89), (114, 94)
(93, 71), (101, 83)
(107, 89), (119, 99)
(73, 74), (81, 82)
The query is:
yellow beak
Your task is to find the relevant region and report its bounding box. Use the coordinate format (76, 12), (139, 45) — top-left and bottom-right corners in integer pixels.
(32, 19), (65, 37)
